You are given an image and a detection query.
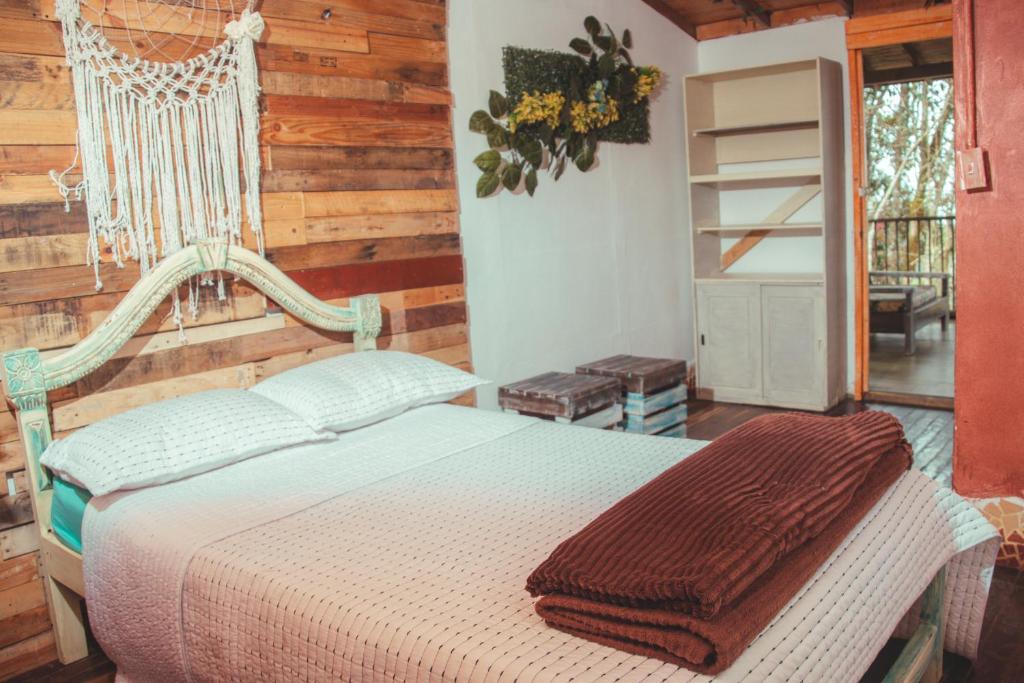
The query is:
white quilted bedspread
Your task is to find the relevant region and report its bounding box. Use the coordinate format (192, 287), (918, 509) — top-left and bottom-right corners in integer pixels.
(83, 405), (999, 683)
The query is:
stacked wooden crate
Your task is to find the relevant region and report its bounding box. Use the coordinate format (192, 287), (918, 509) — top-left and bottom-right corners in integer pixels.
(498, 372), (623, 429)
(577, 355), (688, 437)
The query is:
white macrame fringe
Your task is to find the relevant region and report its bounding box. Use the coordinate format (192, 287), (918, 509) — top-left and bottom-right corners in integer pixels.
(51, 0), (264, 325)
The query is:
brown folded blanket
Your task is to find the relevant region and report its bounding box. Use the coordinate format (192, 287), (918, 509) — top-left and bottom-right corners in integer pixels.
(526, 411), (912, 674)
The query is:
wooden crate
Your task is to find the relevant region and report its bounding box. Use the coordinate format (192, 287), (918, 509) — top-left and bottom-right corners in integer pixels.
(576, 355), (687, 397)
(498, 372), (622, 428)
(576, 355), (688, 437)
(623, 401), (688, 436)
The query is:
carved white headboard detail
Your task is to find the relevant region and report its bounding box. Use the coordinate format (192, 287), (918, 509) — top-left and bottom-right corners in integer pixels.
(0, 239), (382, 664)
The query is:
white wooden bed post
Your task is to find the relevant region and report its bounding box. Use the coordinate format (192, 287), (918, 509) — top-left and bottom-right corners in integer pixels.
(1, 347), (89, 663)
(0, 239), (382, 664)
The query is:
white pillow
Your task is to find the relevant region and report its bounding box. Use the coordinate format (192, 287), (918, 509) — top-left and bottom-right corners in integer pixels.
(250, 350), (488, 432)
(41, 389), (334, 496)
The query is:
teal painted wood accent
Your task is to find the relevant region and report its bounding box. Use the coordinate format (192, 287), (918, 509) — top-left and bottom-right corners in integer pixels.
(624, 384), (687, 416)
(656, 423), (686, 439)
(0, 348), (53, 492)
(625, 403), (687, 433)
(882, 567), (946, 683)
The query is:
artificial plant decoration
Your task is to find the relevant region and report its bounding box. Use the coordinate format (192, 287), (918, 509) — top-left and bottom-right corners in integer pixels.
(469, 16), (662, 197)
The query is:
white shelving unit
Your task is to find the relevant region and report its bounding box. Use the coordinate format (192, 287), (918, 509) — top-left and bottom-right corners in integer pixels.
(684, 58), (846, 411)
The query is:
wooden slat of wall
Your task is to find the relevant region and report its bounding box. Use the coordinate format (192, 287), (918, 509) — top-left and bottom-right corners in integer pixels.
(367, 33), (448, 63)
(0, 144), (453, 177)
(259, 0), (446, 40)
(0, 412), (16, 446)
(0, 1), (464, 676)
(0, 554), (38, 592)
(0, 202), (87, 238)
(0, 523), (37, 560)
(0, 147), (79, 176)
(303, 211), (458, 242)
(0, 235), (461, 306)
(267, 145), (452, 170)
(257, 43), (448, 85)
(0, 440), (25, 477)
(260, 115), (453, 147)
(260, 70), (443, 104)
(0, 603), (49, 650)
(260, 168), (454, 193)
(0, 631), (57, 680)
(37, 0), (372, 54)
(265, 95), (449, 122)
(0, 576), (45, 621)
(304, 189), (457, 216)
(265, 233), (461, 270)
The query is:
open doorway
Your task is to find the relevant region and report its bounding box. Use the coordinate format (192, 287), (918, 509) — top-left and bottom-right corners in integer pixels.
(847, 7), (955, 409)
(862, 38), (954, 404)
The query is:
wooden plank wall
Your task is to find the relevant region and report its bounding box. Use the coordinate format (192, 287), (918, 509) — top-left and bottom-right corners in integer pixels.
(0, 0), (463, 677)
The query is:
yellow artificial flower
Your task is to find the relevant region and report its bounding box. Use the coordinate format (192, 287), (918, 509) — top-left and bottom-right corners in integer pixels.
(540, 91), (566, 127)
(570, 83), (623, 135)
(508, 90), (565, 134)
(570, 100), (591, 133)
(633, 66), (662, 102)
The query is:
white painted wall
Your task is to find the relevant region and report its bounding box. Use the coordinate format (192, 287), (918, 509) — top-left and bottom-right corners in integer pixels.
(697, 18), (856, 390)
(449, 0), (699, 408)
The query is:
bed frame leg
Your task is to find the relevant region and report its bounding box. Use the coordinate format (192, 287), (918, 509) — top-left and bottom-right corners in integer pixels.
(921, 647), (942, 683)
(45, 576), (89, 664)
(883, 568), (945, 683)
(920, 567), (945, 683)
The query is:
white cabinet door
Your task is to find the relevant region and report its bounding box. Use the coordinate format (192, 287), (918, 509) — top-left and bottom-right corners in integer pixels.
(761, 285), (826, 409)
(696, 283), (763, 403)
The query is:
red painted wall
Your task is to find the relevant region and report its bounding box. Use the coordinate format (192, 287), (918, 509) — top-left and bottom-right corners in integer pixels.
(952, 0), (1024, 497)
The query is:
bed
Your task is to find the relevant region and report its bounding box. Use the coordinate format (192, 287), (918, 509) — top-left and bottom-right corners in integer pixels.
(1, 240), (998, 682)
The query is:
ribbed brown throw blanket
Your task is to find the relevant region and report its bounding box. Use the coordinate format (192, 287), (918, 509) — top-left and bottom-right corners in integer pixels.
(526, 411), (912, 674)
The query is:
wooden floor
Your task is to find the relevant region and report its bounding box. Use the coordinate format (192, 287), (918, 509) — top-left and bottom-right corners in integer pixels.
(686, 397), (953, 486)
(869, 320), (955, 398)
(16, 398), (1023, 683)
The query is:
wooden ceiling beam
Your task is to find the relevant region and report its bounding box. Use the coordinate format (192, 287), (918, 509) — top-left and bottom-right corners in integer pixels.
(698, 1), (849, 41)
(730, 0), (772, 28)
(864, 61), (953, 86)
(640, 0), (698, 39)
(900, 41), (923, 66)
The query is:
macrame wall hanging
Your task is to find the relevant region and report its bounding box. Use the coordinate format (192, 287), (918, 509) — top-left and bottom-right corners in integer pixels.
(51, 0), (265, 323)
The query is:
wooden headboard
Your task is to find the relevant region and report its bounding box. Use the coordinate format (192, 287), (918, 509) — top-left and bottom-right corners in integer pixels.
(0, 239), (381, 664)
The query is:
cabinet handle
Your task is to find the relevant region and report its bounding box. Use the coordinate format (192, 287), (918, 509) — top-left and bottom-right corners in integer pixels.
(700, 334), (706, 346)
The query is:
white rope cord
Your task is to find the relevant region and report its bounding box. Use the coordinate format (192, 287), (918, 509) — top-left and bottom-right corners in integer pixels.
(50, 0), (264, 325)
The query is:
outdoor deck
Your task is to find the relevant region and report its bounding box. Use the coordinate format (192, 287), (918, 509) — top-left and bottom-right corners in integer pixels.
(870, 320), (955, 398)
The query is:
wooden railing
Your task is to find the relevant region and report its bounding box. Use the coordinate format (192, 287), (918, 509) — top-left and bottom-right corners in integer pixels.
(868, 216), (957, 312)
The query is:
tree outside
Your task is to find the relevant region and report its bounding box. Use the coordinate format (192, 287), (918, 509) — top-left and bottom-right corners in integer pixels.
(865, 78), (956, 308)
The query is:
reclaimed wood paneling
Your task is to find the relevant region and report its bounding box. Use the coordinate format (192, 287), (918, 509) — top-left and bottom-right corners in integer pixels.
(0, 1), (463, 676)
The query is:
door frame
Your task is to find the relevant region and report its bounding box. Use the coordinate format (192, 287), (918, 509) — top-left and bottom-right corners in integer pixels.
(845, 6), (954, 400)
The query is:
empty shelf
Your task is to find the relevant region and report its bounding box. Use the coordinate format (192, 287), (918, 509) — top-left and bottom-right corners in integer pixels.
(691, 119), (819, 137)
(696, 223), (823, 233)
(695, 273), (825, 284)
(689, 168), (822, 187)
